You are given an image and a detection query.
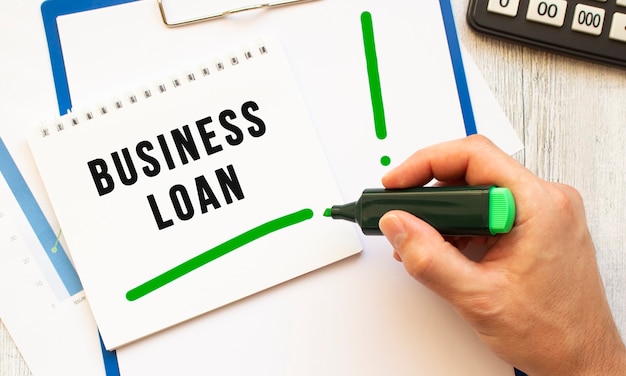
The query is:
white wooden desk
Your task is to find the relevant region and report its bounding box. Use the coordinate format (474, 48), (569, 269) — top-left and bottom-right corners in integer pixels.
(2, 1), (625, 374)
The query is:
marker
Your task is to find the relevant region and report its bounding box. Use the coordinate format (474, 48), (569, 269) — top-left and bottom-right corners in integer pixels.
(324, 186), (515, 236)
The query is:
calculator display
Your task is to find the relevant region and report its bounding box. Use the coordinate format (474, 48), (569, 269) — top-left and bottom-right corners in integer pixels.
(467, 0), (626, 69)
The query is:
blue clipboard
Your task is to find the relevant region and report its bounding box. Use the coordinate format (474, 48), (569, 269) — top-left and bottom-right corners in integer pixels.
(37, 1), (489, 376)
(438, 0), (477, 136)
(40, 2), (129, 375)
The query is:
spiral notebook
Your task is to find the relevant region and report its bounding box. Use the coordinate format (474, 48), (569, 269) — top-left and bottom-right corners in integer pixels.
(28, 39), (362, 350)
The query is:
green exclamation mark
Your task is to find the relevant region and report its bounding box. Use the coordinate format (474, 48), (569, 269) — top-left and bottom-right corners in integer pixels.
(361, 11), (390, 167)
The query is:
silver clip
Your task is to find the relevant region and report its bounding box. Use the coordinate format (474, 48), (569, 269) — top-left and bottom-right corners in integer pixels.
(157, 0), (320, 27)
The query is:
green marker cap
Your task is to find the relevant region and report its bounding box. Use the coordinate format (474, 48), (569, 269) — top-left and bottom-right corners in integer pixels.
(488, 187), (516, 234)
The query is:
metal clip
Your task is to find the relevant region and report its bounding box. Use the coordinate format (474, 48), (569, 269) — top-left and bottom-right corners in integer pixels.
(158, 0), (320, 27)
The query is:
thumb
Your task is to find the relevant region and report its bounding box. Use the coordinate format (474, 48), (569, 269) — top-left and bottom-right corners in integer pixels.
(379, 210), (485, 298)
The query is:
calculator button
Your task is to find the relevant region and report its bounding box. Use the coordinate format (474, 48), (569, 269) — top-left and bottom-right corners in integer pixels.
(487, 0), (520, 17)
(609, 12), (626, 42)
(468, 0), (626, 68)
(526, 0), (568, 27)
(571, 4), (605, 36)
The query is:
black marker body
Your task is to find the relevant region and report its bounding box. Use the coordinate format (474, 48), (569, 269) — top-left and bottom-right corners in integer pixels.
(330, 186), (493, 236)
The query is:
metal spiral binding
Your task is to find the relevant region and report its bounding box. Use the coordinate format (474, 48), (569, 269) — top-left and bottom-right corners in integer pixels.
(41, 43), (269, 137)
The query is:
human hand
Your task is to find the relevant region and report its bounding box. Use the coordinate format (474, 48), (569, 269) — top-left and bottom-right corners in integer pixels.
(378, 135), (626, 375)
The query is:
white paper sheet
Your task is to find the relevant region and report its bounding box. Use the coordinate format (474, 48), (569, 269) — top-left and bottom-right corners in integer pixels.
(0, 0), (521, 374)
(53, 0), (520, 374)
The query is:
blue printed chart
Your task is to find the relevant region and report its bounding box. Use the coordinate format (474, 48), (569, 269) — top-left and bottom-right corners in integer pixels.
(0, 138), (110, 376)
(0, 142), (82, 301)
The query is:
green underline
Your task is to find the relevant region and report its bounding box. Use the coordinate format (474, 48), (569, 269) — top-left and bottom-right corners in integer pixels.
(126, 208), (314, 301)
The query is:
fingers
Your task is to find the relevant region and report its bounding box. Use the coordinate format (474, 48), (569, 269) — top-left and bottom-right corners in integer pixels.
(379, 210), (486, 297)
(376, 137), (626, 375)
(382, 134), (532, 190)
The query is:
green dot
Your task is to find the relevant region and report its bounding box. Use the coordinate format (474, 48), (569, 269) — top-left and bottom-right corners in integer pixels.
(380, 155), (391, 166)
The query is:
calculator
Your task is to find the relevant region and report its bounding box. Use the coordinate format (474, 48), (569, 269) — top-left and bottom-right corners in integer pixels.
(467, 0), (626, 69)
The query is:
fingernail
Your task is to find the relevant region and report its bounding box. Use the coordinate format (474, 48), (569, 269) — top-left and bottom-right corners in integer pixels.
(379, 213), (407, 249)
